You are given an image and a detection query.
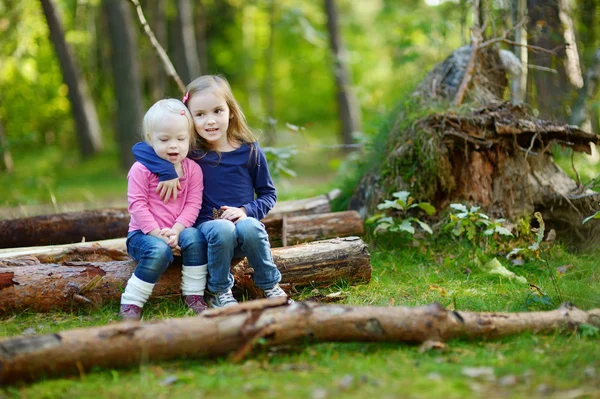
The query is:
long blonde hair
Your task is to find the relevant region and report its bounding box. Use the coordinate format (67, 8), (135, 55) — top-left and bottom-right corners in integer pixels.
(184, 75), (258, 153)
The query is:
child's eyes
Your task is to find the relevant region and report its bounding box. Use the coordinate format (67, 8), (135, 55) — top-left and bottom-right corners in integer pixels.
(159, 138), (168, 142)
(178, 138), (186, 141)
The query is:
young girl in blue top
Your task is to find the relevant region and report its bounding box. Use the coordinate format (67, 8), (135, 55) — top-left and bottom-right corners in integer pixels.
(132, 75), (289, 307)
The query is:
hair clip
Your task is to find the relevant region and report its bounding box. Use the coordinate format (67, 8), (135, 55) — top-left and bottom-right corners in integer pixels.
(182, 92), (189, 104)
(180, 110), (185, 115)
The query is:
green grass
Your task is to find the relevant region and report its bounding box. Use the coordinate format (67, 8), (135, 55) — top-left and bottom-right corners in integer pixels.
(1, 237), (599, 398)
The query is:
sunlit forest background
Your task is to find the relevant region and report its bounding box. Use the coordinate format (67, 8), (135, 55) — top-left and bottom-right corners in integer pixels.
(1, 0), (599, 213)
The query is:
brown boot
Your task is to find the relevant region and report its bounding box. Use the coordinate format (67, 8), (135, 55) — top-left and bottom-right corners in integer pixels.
(184, 295), (208, 314)
(119, 304), (142, 321)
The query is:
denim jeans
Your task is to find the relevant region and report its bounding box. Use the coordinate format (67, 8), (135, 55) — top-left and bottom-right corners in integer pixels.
(196, 217), (281, 293)
(126, 227), (204, 284)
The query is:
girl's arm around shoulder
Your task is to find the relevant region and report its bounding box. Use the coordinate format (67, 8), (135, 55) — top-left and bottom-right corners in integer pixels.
(243, 143), (277, 220)
(175, 159), (203, 228)
(132, 141), (178, 181)
(127, 162), (161, 233)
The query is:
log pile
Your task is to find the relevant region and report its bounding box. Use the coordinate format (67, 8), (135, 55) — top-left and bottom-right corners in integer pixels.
(1, 298), (598, 385)
(0, 189), (343, 249)
(0, 236), (370, 312)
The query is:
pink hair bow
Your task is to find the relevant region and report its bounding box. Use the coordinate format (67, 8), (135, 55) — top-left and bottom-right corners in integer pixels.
(182, 92), (189, 104)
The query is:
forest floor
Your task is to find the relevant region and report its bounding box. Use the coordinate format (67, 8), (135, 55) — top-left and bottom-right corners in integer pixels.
(1, 235), (599, 398)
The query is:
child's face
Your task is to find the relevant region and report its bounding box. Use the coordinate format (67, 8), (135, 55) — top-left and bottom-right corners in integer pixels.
(148, 114), (190, 165)
(187, 91), (231, 150)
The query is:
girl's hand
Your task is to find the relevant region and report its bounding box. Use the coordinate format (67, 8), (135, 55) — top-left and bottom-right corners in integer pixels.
(156, 178), (181, 204)
(219, 206), (247, 224)
(159, 228), (179, 248)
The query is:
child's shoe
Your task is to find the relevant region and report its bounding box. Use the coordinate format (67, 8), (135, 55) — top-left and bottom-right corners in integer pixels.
(184, 295), (209, 314)
(207, 289), (238, 308)
(119, 304), (142, 321)
(263, 284), (294, 303)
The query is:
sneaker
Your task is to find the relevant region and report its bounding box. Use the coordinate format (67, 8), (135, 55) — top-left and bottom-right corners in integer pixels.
(263, 284), (294, 303)
(184, 295), (208, 314)
(207, 289), (238, 308)
(119, 304), (142, 321)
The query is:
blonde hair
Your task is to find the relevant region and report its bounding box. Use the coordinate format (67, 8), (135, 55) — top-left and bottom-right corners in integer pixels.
(143, 98), (197, 149)
(184, 75), (258, 152)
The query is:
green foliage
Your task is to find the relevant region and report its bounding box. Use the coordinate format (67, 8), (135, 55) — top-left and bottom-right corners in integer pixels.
(506, 212), (546, 261)
(444, 203), (513, 243)
(365, 190), (435, 237)
(578, 323), (600, 338)
(263, 146), (297, 180)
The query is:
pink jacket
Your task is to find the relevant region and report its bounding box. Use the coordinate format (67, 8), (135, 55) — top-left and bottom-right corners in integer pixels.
(127, 158), (203, 233)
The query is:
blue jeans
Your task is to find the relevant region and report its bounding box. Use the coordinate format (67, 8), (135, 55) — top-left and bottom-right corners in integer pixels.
(126, 227), (204, 284)
(196, 218), (281, 293)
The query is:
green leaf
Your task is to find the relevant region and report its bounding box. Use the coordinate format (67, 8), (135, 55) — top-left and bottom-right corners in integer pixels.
(495, 226), (513, 236)
(377, 200), (404, 211)
(417, 202), (436, 215)
(392, 191), (410, 203)
(450, 203), (467, 212)
(397, 219), (415, 234)
(582, 210), (600, 225)
(415, 219), (433, 234)
(365, 213), (384, 224)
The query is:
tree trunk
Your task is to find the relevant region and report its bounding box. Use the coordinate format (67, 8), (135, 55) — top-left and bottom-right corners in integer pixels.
(1, 300), (598, 385)
(194, 0), (208, 76)
(146, 0), (168, 101)
(571, 49), (600, 128)
(0, 114), (13, 173)
(510, 0), (528, 103)
(526, 0), (572, 121)
(177, 0), (201, 81)
(324, 0), (361, 149)
(0, 237), (371, 312)
(40, 0), (103, 157)
(263, 0), (277, 145)
(104, 0), (144, 170)
(0, 210), (363, 250)
(557, 0), (583, 89)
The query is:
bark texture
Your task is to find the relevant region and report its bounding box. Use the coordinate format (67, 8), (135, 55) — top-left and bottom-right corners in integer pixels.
(0, 208), (361, 249)
(0, 237), (371, 312)
(40, 0), (103, 156)
(1, 300), (598, 385)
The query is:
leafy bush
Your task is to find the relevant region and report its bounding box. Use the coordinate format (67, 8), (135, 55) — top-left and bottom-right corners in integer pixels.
(444, 204), (513, 243)
(365, 191), (436, 236)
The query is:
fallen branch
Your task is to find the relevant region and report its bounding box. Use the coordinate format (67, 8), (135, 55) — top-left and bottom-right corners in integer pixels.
(0, 237), (371, 312)
(0, 300), (597, 385)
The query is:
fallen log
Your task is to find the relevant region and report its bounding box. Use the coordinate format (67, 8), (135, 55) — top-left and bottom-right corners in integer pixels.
(0, 190), (344, 249)
(0, 236), (371, 312)
(1, 299), (598, 385)
(0, 210), (363, 256)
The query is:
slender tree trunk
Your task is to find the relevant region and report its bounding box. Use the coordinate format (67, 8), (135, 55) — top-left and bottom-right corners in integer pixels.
(511, 0), (528, 103)
(0, 115), (13, 173)
(104, 0), (144, 170)
(1, 300), (598, 385)
(40, 0), (103, 157)
(557, 0), (583, 88)
(570, 49), (600, 129)
(324, 0), (361, 149)
(194, 0), (208, 77)
(177, 0), (201, 81)
(263, 0), (277, 145)
(147, 0), (168, 101)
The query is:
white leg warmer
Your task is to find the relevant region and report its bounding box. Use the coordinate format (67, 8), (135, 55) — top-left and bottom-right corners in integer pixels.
(121, 274), (155, 307)
(181, 264), (208, 296)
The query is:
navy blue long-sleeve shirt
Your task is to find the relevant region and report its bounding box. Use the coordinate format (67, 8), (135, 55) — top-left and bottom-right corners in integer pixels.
(132, 142), (277, 225)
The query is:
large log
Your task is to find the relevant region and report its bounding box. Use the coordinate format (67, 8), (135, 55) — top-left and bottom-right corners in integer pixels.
(1, 299), (598, 385)
(0, 190), (343, 249)
(0, 237), (371, 313)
